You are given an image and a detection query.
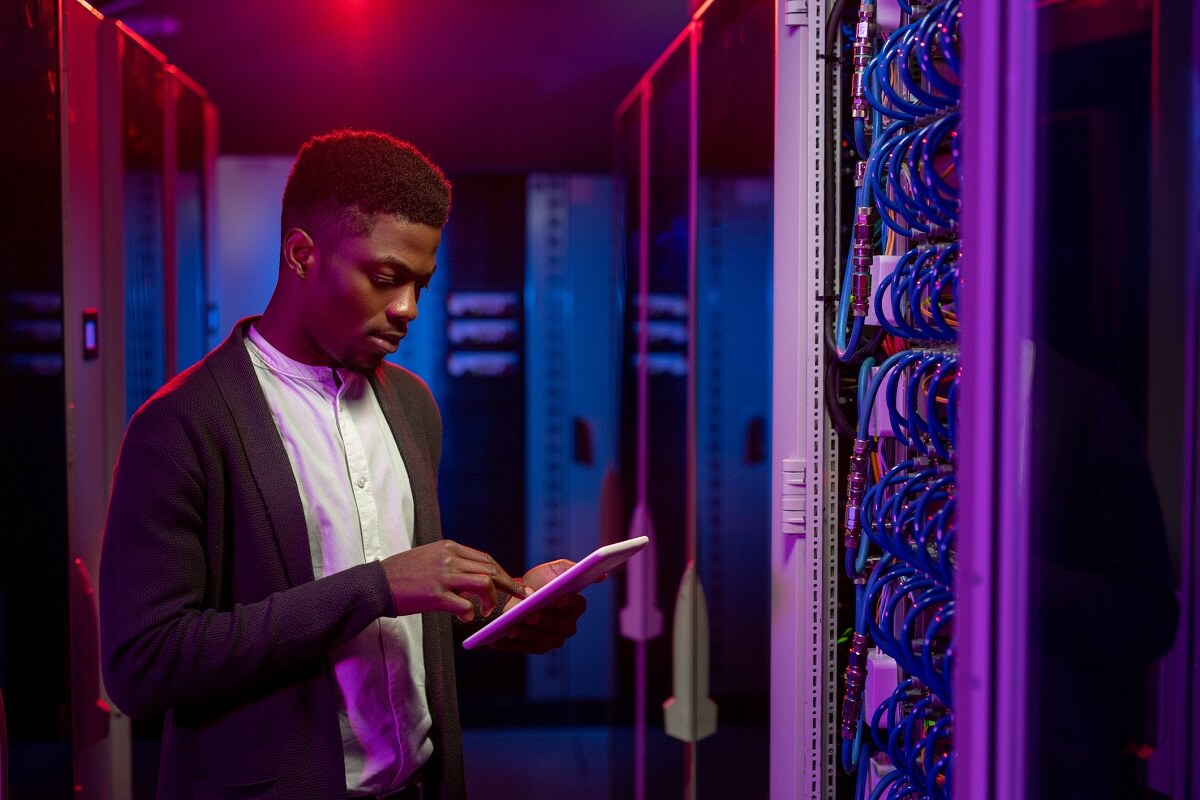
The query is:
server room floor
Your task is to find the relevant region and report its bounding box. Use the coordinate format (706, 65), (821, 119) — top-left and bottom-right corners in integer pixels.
(106, 722), (767, 798)
(0, 719), (780, 798)
(463, 723), (769, 799)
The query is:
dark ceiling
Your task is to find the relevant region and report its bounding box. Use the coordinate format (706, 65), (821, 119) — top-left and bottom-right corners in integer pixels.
(95, 0), (690, 172)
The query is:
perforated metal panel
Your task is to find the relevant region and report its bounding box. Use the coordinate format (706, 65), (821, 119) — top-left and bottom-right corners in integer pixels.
(524, 175), (622, 702)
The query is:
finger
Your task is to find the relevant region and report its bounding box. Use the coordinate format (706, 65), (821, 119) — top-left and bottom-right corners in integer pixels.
(505, 601), (584, 640)
(445, 556), (507, 598)
(489, 568), (526, 598)
(522, 559), (575, 591)
(447, 551), (525, 598)
(499, 610), (579, 650)
(447, 541), (499, 564)
(447, 572), (500, 616)
(439, 589), (477, 622)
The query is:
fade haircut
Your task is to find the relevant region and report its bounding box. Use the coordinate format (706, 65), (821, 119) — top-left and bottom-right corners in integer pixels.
(281, 129), (451, 246)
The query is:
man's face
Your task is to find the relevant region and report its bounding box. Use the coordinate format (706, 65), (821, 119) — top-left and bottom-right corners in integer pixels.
(299, 214), (441, 372)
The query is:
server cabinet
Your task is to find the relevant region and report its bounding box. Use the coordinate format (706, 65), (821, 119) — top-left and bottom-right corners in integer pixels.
(769, 1), (1200, 798)
(615, 0), (773, 795)
(525, 175), (622, 703)
(1, 4), (215, 797)
(0, 1), (74, 793)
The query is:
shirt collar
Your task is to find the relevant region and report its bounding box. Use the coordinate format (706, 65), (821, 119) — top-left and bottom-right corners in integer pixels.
(246, 324), (356, 389)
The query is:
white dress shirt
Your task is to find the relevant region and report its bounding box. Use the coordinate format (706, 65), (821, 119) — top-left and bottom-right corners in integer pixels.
(245, 326), (433, 795)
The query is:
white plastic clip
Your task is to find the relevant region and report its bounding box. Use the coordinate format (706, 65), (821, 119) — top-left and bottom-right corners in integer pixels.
(785, 0), (807, 27)
(781, 458), (808, 536)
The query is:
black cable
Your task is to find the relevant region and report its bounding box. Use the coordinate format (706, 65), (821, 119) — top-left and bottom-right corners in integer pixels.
(827, 357), (859, 439)
(826, 0), (855, 57)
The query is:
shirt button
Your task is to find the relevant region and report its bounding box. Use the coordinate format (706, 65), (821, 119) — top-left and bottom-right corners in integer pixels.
(356, 476), (367, 488)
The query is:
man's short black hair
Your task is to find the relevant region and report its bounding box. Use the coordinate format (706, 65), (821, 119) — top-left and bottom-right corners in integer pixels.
(281, 129), (451, 243)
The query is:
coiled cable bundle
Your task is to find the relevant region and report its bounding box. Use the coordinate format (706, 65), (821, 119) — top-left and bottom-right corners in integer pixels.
(832, 1), (961, 797)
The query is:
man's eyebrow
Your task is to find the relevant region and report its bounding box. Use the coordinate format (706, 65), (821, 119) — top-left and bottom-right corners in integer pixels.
(372, 255), (412, 271)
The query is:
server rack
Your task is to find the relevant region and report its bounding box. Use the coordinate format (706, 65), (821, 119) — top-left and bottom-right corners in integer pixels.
(771, 1), (1200, 798)
(0, 4), (215, 796)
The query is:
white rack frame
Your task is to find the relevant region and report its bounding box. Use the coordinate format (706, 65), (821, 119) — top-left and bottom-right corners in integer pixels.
(771, 1), (838, 797)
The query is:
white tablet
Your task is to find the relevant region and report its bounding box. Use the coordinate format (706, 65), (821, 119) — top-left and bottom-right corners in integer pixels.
(462, 535), (650, 650)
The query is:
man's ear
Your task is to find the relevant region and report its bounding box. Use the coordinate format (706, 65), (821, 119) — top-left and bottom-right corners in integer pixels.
(282, 228), (316, 278)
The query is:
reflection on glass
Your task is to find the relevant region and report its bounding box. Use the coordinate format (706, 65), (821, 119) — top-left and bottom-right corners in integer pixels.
(1028, 7), (1179, 798)
(615, 1), (774, 795)
(123, 40), (166, 420)
(175, 80), (208, 370)
(618, 43), (691, 723)
(694, 0), (773, 773)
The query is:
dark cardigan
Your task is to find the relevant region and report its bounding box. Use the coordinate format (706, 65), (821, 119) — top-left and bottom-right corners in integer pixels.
(99, 319), (465, 799)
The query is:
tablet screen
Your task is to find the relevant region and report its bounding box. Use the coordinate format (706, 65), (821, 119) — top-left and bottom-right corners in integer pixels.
(462, 535), (649, 650)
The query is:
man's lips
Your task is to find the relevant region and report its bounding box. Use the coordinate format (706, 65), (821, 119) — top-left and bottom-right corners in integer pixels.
(370, 332), (404, 351)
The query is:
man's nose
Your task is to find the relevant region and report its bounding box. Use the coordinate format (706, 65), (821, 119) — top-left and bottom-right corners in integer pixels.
(387, 285), (419, 322)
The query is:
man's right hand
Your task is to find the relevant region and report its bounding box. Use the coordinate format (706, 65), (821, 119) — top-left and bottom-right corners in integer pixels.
(380, 541), (526, 622)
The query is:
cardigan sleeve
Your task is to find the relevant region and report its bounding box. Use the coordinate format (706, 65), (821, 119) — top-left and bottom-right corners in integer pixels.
(99, 427), (395, 719)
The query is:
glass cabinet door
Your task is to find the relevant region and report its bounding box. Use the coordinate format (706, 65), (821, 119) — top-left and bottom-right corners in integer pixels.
(172, 78), (210, 371)
(121, 36), (167, 419)
(962, 4), (1198, 797)
(694, 0), (773, 792)
(1026, 9), (1181, 799)
(614, 1), (773, 795)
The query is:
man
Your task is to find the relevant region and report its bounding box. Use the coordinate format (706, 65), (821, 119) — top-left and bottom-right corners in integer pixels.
(99, 130), (586, 800)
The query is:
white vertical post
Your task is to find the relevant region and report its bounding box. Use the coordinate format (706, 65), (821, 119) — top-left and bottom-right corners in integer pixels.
(771, 2), (836, 798)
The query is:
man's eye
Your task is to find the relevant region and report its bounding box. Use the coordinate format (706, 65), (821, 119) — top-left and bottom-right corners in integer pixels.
(370, 275), (396, 287)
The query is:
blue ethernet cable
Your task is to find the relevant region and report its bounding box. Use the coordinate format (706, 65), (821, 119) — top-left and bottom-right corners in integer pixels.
(901, 124), (957, 231)
(914, 11), (959, 100)
(890, 128), (946, 231)
(871, 128), (930, 236)
(915, 114), (961, 219)
(874, 249), (934, 341)
(867, 768), (906, 800)
(925, 358), (959, 456)
(839, 6), (961, 799)
(910, 268), (949, 342)
(906, 355), (949, 453)
(935, 0), (961, 79)
(884, 352), (921, 445)
(835, 246), (867, 360)
(922, 602), (955, 703)
(896, 27), (948, 110)
(902, 590), (953, 700)
(857, 350), (920, 436)
(865, 44), (927, 120)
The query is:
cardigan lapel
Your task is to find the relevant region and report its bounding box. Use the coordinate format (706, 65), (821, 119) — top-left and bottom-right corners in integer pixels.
(205, 318), (316, 587)
(368, 368), (439, 548)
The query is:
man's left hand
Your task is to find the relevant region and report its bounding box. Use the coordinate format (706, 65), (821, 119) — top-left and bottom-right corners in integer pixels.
(488, 560), (587, 655)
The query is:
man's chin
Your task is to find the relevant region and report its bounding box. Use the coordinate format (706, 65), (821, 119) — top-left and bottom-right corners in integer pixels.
(341, 351), (388, 373)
